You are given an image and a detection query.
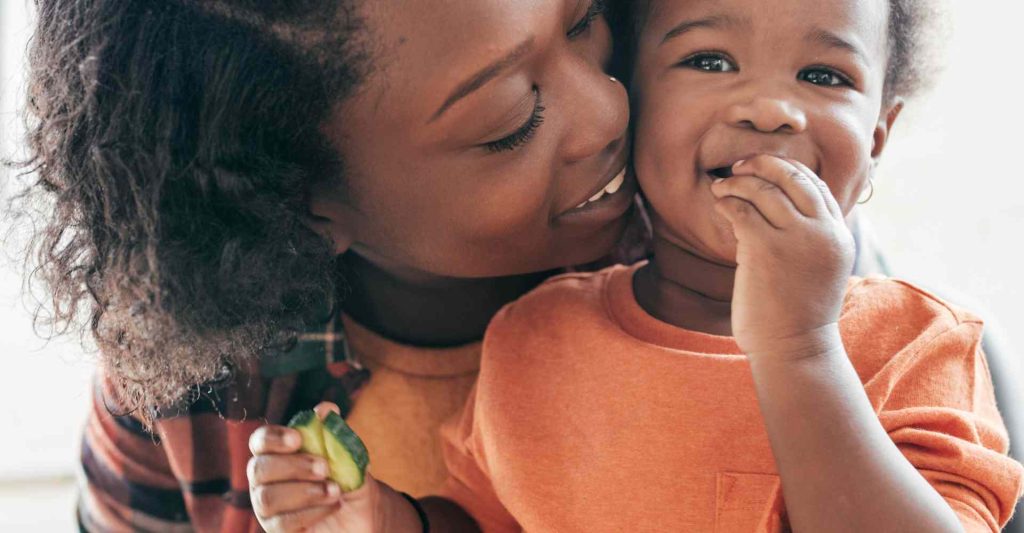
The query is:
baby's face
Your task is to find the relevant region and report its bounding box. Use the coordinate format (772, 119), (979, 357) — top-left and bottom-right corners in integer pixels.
(631, 0), (898, 265)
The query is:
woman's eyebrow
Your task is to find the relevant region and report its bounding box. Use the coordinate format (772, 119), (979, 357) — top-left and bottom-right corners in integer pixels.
(430, 37), (535, 123)
(660, 14), (745, 46)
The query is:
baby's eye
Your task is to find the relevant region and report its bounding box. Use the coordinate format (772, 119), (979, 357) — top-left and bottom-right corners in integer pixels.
(798, 67), (852, 88)
(679, 53), (737, 73)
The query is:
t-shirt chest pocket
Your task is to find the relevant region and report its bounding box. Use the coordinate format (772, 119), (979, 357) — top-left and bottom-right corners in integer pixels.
(715, 472), (789, 533)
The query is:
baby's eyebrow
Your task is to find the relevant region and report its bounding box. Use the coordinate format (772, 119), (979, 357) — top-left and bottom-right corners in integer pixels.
(805, 28), (868, 63)
(660, 15), (747, 46)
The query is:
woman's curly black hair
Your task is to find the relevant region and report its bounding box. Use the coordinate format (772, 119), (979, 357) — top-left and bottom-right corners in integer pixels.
(610, 0), (942, 101)
(14, 0), (370, 422)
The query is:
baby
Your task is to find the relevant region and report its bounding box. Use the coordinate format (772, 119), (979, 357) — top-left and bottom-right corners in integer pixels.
(251, 0), (1024, 530)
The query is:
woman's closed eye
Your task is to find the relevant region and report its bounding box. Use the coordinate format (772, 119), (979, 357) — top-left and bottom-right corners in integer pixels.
(479, 0), (605, 155)
(678, 52), (738, 73)
(482, 87), (545, 153)
(567, 0), (607, 40)
(798, 66), (854, 88)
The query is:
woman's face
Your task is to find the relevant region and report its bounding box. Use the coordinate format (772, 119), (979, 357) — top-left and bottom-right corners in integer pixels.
(316, 0), (634, 278)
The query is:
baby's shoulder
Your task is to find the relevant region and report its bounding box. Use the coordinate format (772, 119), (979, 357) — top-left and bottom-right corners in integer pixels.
(484, 265), (622, 345)
(842, 276), (982, 329)
(840, 276), (985, 379)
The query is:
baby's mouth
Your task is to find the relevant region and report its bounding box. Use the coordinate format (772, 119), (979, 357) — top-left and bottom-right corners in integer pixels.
(707, 166), (734, 179)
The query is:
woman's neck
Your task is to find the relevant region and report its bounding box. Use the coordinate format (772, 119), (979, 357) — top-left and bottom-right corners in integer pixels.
(634, 234), (735, 336)
(338, 252), (555, 347)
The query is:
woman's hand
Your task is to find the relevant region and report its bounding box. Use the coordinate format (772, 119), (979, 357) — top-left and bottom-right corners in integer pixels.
(710, 155), (855, 361)
(248, 402), (423, 532)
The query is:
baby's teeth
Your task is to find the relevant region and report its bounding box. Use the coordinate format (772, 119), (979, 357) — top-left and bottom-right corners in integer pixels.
(588, 189), (606, 203)
(576, 201), (588, 209)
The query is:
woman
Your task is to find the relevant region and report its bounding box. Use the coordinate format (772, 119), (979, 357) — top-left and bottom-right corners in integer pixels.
(19, 0), (635, 531)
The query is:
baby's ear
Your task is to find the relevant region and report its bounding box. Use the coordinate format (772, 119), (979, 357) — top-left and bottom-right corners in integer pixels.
(871, 99), (905, 161)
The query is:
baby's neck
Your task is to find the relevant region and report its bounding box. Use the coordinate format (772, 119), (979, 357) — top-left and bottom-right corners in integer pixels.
(634, 235), (735, 336)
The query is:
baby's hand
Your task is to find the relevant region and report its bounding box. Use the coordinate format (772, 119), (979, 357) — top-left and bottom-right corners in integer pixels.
(710, 155), (854, 361)
(248, 403), (423, 532)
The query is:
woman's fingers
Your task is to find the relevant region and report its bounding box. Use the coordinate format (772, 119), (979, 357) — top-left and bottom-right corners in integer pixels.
(247, 453), (330, 486)
(711, 175), (802, 229)
(249, 424), (302, 456)
(732, 155), (827, 219)
(252, 480), (341, 518)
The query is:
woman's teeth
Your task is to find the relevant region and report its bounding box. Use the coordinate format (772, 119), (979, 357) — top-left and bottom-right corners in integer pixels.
(576, 168), (627, 209)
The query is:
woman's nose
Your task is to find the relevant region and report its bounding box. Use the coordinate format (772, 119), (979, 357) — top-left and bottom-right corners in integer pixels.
(726, 94), (808, 135)
(560, 72), (630, 163)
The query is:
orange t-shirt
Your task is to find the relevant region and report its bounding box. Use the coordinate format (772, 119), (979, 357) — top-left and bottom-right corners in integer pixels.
(341, 316), (482, 497)
(440, 263), (1024, 532)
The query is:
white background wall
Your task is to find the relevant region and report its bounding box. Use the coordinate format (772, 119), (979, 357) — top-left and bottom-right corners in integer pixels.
(2, 0), (1023, 528)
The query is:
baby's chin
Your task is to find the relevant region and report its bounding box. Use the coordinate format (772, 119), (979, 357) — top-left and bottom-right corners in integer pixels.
(652, 214), (740, 267)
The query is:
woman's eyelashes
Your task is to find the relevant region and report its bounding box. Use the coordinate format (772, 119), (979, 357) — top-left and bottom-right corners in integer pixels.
(567, 0), (607, 39)
(479, 1), (604, 155)
(483, 88), (545, 153)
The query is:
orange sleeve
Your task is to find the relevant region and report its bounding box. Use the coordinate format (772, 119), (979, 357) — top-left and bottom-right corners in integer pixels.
(875, 323), (1024, 532)
(438, 384), (521, 533)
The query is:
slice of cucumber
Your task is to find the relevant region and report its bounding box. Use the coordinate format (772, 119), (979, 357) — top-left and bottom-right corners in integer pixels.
(323, 411), (370, 492)
(285, 409), (370, 492)
(287, 410), (328, 458)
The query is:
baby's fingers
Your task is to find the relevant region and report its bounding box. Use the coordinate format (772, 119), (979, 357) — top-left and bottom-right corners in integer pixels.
(732, 156), (826, 218)
(247, 453), (330, 486)
(711, 176), (801, 229)
(714, 196), (772, 237)
(258, 502), (341, 533)
(252, 480), (341, 519)
(786, 159), (844, 219)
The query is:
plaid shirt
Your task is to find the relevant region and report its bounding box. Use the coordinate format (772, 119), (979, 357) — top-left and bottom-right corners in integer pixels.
(78, 313), (369, 532)
(75, 198), (654, 532)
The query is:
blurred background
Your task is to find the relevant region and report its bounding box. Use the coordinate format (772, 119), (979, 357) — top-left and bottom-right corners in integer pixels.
(2, 0), (1022, 530)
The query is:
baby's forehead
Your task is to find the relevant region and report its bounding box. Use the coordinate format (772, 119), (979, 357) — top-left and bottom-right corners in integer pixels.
(639, 0), (889, 50)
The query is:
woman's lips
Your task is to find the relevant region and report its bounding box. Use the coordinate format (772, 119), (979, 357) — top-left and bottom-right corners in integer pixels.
(574, 166), (628, 210)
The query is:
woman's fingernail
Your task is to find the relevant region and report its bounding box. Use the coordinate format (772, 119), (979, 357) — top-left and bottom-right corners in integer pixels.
(326, 483), (341, 497)
(313, 459), (329, 477)
(733, 159), (746, 168)
(713, 178), (724, 185)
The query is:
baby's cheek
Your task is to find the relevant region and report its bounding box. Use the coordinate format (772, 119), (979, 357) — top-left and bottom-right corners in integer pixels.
(815, 111), (878, 212)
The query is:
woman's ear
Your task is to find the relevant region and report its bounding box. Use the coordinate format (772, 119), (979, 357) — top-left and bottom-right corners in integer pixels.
(871, 98), (905, 161)
(308, 191), (356, 255)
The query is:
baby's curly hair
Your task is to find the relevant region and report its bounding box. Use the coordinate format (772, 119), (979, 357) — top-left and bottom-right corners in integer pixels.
(12, 0), (370, 423)
(610, 0), (942, 100)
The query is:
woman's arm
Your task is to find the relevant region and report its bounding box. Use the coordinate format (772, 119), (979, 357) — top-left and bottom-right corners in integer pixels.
(78, 372), (192, 532)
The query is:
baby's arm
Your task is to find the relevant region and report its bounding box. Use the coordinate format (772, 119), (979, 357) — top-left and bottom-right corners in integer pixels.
(711, 156), (964, 532)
